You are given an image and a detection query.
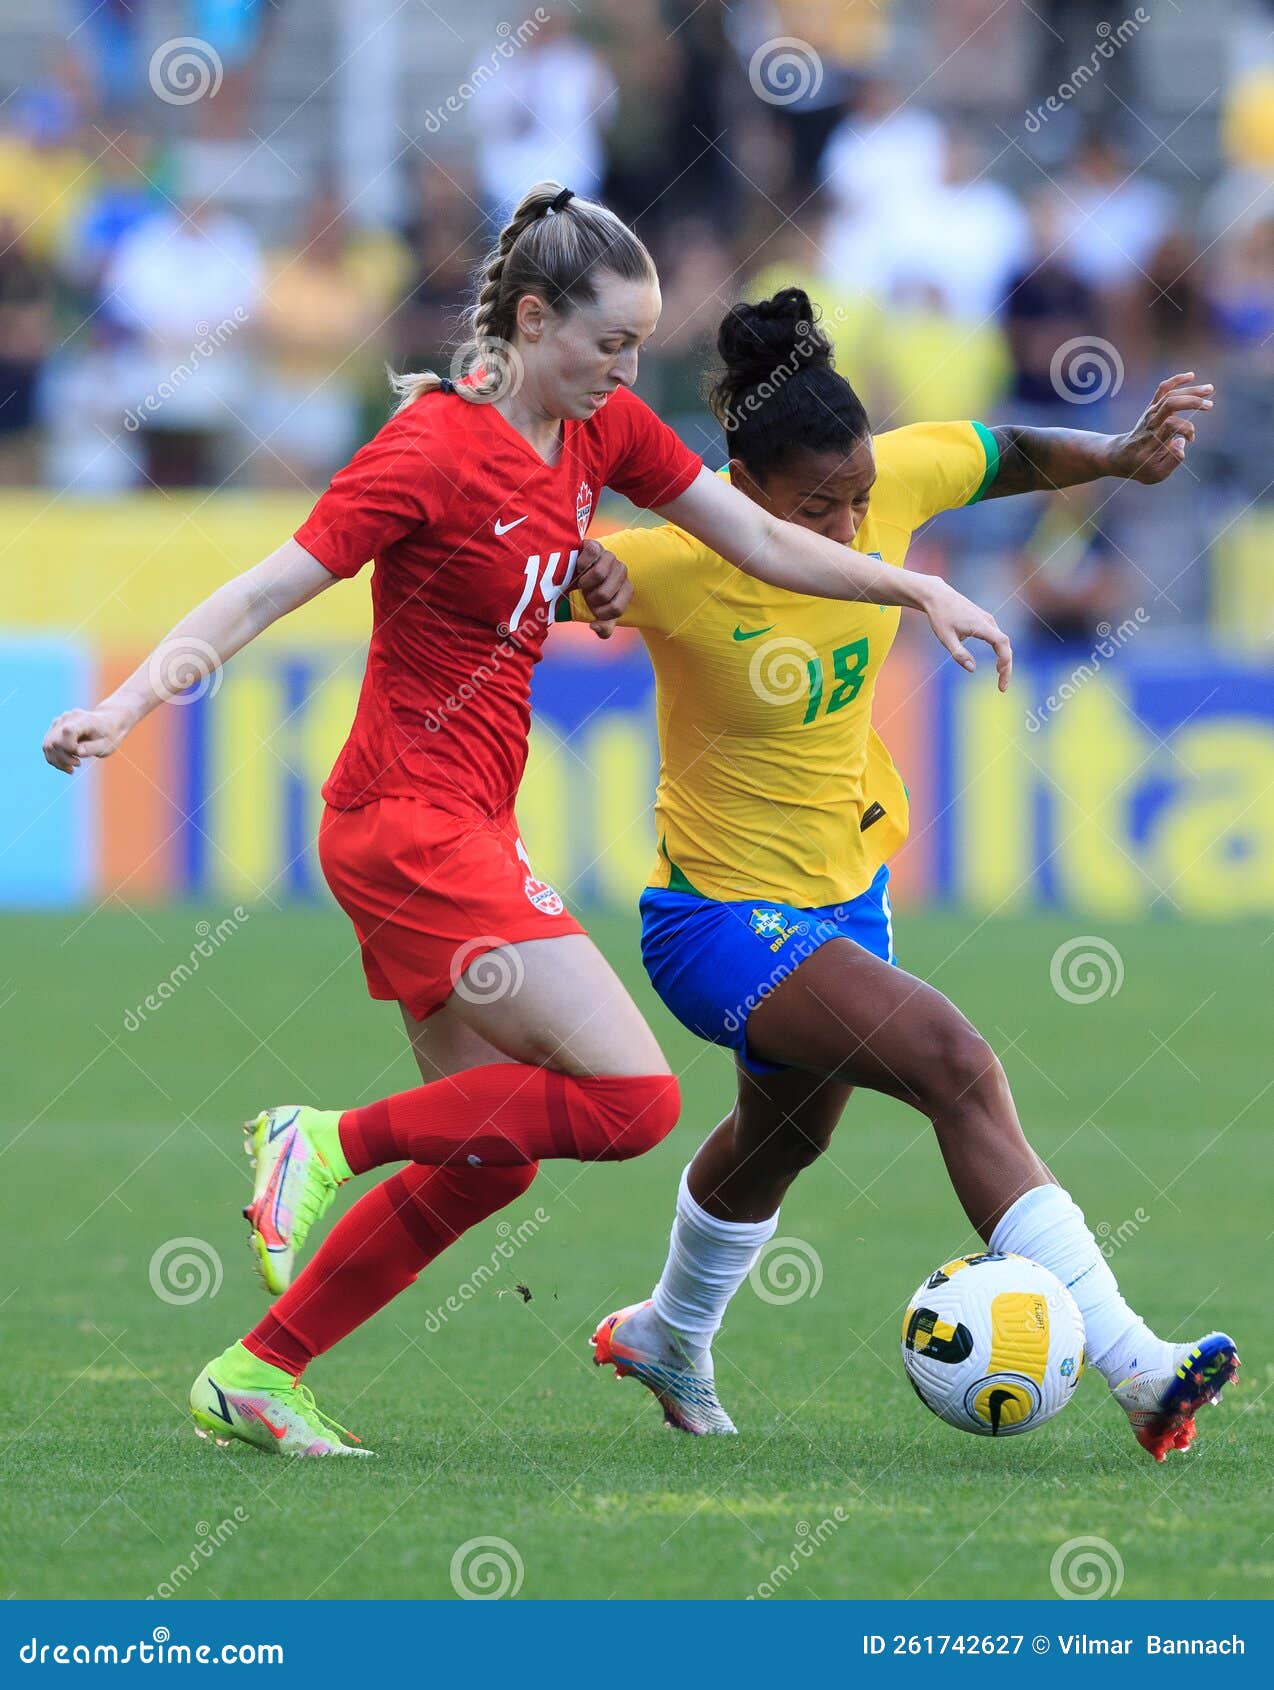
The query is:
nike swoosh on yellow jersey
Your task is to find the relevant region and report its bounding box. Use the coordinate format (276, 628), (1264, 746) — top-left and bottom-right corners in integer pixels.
(731, 624), (775, 641)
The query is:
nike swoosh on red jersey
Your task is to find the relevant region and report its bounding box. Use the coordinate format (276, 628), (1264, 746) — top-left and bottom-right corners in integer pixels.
(494, 515), (528, 535)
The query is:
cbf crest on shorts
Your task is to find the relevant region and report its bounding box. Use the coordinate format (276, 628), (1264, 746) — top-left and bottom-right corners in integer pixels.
(749, 908), (788, 939)
(748, 907), (804, 952)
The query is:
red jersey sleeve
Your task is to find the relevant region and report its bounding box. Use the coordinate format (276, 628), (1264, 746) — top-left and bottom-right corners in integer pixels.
(599, 386), (701, 510)
(294, 404), (444, 578)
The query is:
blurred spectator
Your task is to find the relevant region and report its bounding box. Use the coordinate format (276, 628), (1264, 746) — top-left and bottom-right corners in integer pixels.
(745, 200), (883, 410)
(0, 217), (53, 485)
(254, 194), (407, 486)
(1219, 62), (1274, 174)
(890, 127), (1029, 322)
(647, 217), (740, 439)
(871, 281), (1010, 428)
(652, 219), (739, 355)
(651, 1), (741, 232)
(103, 198), (263, 485)
(65, 130), (167, 302)
(1206, 65), (1274, 245)
(473, 15), (617, 221)
(1056, 131), (1174, 296)
(1141, 227), (1212, 375)
(922, 0), (1032, 112)
(820, 79), (945, 224)
(590, 0), (681, 233)
(1208, 216), (1274, 351)
(395, 164), (485, 376)
(1002, 190), (1099, 415)
(729, 0), (896, 195)
(188, 0), (275, 141)
(69, 1), (139, 113)
(1013, 484), (1132, 651)
(0, 97), (93, 266)
(824, 122), (1028, 321)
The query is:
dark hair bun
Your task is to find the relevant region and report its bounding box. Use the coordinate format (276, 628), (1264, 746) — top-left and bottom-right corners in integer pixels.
(715, 287), (832, 388)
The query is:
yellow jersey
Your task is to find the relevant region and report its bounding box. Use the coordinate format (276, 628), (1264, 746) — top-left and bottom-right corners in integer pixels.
(564, 419), (999, 907)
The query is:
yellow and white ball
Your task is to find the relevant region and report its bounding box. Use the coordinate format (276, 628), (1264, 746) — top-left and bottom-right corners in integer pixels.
(901, 1252), (1086, 1437)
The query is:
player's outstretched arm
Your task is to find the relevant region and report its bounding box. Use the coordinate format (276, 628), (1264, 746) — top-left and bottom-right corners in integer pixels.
(986, 372), (1214, 498)
(42, 539), (337, 773)
(658, 465), (1013, 689)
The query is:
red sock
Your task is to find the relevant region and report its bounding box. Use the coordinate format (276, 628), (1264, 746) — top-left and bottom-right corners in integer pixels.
(243, 1161), (538, 1376)
(338, 1065), (679, 1172)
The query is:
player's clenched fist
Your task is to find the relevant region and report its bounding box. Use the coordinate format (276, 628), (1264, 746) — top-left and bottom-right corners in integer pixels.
(42, 705), (132, 773)
(574, 538), (632, 639)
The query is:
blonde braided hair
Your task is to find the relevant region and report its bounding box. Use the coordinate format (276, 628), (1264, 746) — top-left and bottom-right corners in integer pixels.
(390, 181), (656, 410)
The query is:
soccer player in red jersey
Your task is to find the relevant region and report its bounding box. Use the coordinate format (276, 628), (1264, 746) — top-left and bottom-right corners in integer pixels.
(43, 183), (1010, 1456)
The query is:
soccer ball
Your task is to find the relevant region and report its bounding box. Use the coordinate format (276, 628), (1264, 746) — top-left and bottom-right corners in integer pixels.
(901, 1252), (1086, 1437)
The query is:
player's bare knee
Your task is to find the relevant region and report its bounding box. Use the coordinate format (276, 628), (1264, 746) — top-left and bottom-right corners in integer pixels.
(770, 1116), (832, 1174)
(928, 1017), (1004, 1118)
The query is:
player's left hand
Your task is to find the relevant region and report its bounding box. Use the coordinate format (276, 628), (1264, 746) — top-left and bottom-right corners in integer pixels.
(1113, 372), (1214, 483)
(574, 538), (632, 639)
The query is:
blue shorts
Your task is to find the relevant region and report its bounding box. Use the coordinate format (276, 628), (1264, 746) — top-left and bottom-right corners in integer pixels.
(639, 865), (896, 1076)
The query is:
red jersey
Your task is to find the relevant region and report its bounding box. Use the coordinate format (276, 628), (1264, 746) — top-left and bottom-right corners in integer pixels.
(294, 384), (701, 819)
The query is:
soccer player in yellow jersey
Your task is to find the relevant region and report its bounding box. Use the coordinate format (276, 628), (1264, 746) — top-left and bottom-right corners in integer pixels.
(574, 289), (1238, 1459)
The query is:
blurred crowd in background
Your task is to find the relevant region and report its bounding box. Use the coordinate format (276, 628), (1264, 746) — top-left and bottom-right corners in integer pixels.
(3, 0), (1274, 644)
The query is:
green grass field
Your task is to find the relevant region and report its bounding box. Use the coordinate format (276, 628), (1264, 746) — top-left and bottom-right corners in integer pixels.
(0, 904), (1268, 1601)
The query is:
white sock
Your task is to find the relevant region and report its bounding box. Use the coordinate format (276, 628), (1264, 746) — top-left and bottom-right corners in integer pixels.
(651, 1166), (778, 1357)
(989, 1183), (1166, 1388)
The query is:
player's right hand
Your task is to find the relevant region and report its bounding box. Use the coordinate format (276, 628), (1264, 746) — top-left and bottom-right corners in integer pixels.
(42, 705), (132, 773)
(574, 538), (632, 639)
(922, 579), (1013, 691)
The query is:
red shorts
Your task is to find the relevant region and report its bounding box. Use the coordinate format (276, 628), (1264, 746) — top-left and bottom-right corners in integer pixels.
(318, 797), (584, 1021)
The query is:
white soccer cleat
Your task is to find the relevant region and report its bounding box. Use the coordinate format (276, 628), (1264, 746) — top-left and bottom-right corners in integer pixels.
(1111, 1331), (1239, 1462)
(592, 1300), (737, 1435)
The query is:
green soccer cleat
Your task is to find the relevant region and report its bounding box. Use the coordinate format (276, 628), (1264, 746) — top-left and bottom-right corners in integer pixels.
(242, 1105), (348, 1295)
(189, 1343), (373, 1457)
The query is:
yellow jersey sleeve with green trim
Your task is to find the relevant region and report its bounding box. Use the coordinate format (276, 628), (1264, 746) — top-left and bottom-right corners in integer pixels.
(556, 521), (703, 633)
(871, 419), (999, 531)
(562, 422), (995, 908)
